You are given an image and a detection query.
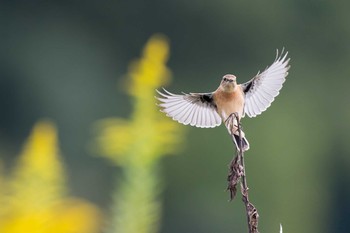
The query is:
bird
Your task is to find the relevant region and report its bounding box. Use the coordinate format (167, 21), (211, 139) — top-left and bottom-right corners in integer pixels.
(156, 49), (290, 152)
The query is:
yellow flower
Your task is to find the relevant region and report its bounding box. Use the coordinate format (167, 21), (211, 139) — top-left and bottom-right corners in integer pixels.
(94, 34), (185, 233)
(127, 34), (171, 97)
(95, 34), (183, 166)
(0, 120), (101, 233)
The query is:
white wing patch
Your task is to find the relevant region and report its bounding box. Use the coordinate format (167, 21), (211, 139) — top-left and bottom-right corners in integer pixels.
(243, 49), (290, 118)
(157, 89), (222, 128)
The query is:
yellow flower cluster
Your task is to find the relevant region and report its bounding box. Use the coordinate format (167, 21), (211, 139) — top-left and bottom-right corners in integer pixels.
(94, 34), (185, 233)
(95, 34), (183, 166)
(0, 121), (101, 233)
(127, 34), (171, 97)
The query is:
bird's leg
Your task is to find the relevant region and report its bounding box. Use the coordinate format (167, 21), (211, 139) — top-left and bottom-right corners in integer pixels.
(225, 112), (239, 136)
(225, 112), (238, 125)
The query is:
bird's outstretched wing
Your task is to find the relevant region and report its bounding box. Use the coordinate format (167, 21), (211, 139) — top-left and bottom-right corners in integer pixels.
(241, 49), (291, 118)
(156, 89), (222, 128)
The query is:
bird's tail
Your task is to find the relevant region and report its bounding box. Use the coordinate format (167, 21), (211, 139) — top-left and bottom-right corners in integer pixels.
(224, 114), (250, 152)
(232, 134), (250, 152)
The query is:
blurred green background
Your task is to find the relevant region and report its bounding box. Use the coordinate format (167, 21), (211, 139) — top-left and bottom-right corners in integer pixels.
(1, 1), (350, 233)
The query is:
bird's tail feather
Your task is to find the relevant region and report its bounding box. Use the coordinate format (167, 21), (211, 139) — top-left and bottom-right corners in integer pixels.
(232, 134), (250, 152)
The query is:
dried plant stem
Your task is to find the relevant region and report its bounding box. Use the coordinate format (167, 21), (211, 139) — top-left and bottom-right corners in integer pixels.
(226, 113), (259, 233)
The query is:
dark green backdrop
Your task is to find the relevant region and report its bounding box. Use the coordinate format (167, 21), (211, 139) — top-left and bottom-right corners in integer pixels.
(1, 1), (350, 233)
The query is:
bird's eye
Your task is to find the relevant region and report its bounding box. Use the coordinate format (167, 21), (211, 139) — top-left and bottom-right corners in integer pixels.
(223, 78), (228, 81)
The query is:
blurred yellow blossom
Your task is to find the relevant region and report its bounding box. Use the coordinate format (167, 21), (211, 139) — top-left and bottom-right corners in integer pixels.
(0, 120), (101, 233)
(95, 34), (183, 166)
(94, 34), (185, 233)
(127, 34), (170, 97)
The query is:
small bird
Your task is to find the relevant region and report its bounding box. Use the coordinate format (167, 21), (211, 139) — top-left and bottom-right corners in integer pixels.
(157, 49), (290, 152)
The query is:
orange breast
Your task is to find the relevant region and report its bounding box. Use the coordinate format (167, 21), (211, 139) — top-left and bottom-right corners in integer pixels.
(214, 88), (245, 120)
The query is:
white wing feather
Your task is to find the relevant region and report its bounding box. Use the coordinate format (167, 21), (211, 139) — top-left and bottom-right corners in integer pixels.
(157, 89), (222, 128)
(242, 49), (290, 118)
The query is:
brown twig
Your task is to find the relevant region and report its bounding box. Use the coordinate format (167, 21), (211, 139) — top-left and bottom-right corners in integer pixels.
(226, 113), (259, 233)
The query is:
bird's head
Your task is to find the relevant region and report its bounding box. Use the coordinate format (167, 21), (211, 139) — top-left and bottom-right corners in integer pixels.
(220, 74), (237, 92)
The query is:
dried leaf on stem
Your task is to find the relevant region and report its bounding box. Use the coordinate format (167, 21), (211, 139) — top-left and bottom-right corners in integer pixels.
(226, 113), (260, 233)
